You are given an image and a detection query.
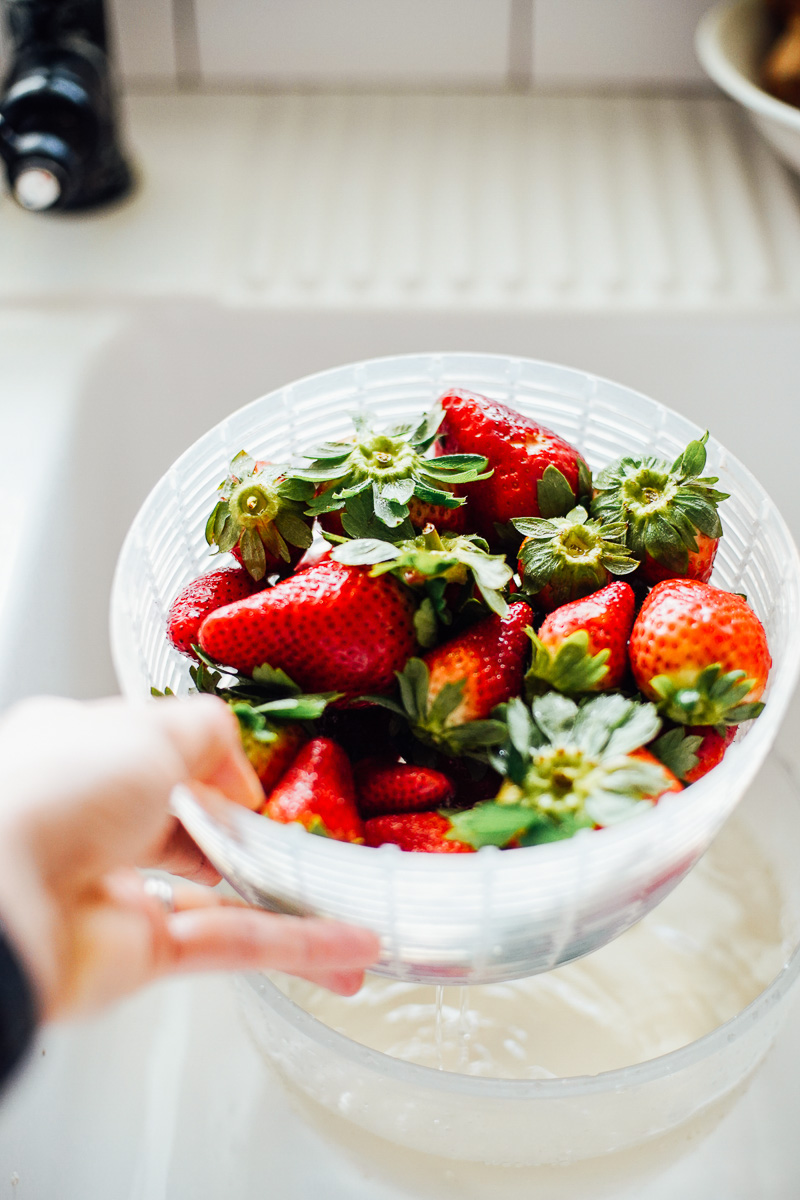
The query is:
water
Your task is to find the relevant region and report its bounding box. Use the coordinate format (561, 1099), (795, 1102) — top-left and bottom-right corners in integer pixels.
(276, 812), (787, 1079)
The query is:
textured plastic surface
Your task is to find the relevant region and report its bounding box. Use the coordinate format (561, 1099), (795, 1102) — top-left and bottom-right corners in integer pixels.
(111, 353), (800, 984)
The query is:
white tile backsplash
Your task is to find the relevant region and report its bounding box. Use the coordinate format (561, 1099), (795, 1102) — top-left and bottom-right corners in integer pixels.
(194, 0), (512, 87)
(531, 0), (712, 87)
(108, 0), (177, 85)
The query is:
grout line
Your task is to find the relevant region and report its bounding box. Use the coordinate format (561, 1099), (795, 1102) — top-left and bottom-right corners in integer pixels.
(508, 0), (534, 92)
(172, 0), (202, 90)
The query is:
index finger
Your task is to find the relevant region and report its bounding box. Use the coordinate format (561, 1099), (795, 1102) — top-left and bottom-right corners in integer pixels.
(149, 695), (263, 811)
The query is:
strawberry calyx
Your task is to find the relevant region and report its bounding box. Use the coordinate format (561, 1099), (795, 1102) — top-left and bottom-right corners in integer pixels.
(364, 657), (508, 758)
(205, 452), (315, 580)
(525, 629), (611, 696)
(514, 506), (637, 610)
(648, 665), (765, 726)
(188, 647), (342, 721)
(331, 526), (513, 640)
(448, 693), (670, 848)
(591, 433), (729, 575)
(288, 410), (491, 537)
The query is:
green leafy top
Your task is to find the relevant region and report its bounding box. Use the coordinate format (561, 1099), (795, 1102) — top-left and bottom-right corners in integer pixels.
(591, 433), (729, 573)
(205, 451), (315, 580)
(286, 409), (491, 535)
(331, 528), (512, 632)
(447, 692), (672, 848)
(362, 657), (508, 758)
(514, 505), (638, 609)
(648, 664), (765, 726)
(649, 727), (702, 781)
(188, 647), (340, 725)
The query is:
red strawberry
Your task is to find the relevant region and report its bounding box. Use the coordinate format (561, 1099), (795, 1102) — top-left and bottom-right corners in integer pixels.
(391, 603), (532, 755)
(288, 414), (490, 542)
(167, 565), (261, 658)
(527, 582), (636, 694)
(591, 434), (728, 585)
(627, 748), (684, 799)
(206, 453), (315, 581)
(364, 811), (474, 853)
(682, 725), (737, 784)
(263, 737), (364, 843)
(629, 579), (771, 725)
(354, 759), (455, 818)
(437, 391), (589, 541)
(424, 602), (533, 724)
(199, 559), (418, 697)
(239, 720), (307, 797)
(514, 506), (637, 612)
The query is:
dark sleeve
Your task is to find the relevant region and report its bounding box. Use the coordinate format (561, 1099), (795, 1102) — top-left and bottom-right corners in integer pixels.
(0, 923), (38, 1089)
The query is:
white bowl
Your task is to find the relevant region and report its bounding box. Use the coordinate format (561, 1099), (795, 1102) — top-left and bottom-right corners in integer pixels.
(111, 352), (800, 985)
(696, 0), (800, 175)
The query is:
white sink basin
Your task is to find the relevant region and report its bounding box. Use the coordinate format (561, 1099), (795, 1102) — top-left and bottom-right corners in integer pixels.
(1, 303), (799, 1197)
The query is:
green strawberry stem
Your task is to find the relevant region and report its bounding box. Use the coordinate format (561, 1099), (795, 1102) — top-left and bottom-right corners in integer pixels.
(525, 630), (610, 696)
(206, 452), (315, 580)
(515, 506), (637, 608)
(448, 693), (672, 848)
(591, 433), (729, 573)
(288, 409), (491, 534)
(649, 665), (765, 726)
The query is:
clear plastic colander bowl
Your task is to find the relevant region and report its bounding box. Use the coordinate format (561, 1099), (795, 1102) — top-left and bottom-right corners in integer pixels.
(110, 353), (800, 985)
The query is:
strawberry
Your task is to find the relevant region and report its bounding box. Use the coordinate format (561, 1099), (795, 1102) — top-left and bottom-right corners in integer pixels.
(591, 434), (728, 584)
(364, 812), (474, 853)
(383, 602), (533, 755)
(331, 526), (513, 641)
(263, 737), (365, 843)
(198, 559), (418, 697)
(354, 758), (456, 818)
(514, 506), (637, 612)
(526, 581), (636, 695)
(629, 579), (771, 725)
(166, 565), (262, 658)
(286, 411), (490, 541)
(682, 725), (736, 783)
(239, 716), (307, 796)
(206, 452), (315, 581)
(437, 390), (591, 542)
(447, 693), (679, 849)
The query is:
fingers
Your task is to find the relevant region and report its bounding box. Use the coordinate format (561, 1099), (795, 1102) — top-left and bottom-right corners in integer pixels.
(140, 823), (222, 886)
(163, 907), (381, 986)
(149, 695), (263, 811)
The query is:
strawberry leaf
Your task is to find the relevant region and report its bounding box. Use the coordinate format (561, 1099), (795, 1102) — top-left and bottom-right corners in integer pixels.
(650, 728), (702, 780)
(536, 465), (577, 519)
(446, 803), (541, 848)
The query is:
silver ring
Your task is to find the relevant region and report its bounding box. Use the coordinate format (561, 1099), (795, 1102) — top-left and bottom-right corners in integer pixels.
(144, 876), (176, 913)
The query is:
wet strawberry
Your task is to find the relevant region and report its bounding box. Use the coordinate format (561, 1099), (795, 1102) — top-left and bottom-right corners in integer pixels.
(263, 737), (364, 843)
(591, 434), (728, 584)
(206, 452), (315, 581)
(354, 759), (455, 818)
(682, 725), (737, 783)
(629, 579), (771, 725)
(514, 506), (637, 612)
(364, 811), (475, 853)
(287, 412), (490, 541)
(239, 719), (307, 796)
(199, 559), (418, 697)
(386, 602), (532, 755)
(447, 693), (678, 848)
(167, 565), (261, 658)
(437, 390), (590, 541)
(526, 582), (636, 695)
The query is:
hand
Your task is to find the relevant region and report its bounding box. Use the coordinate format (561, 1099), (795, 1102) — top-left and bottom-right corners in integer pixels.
(0, 695), (380, 1020)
